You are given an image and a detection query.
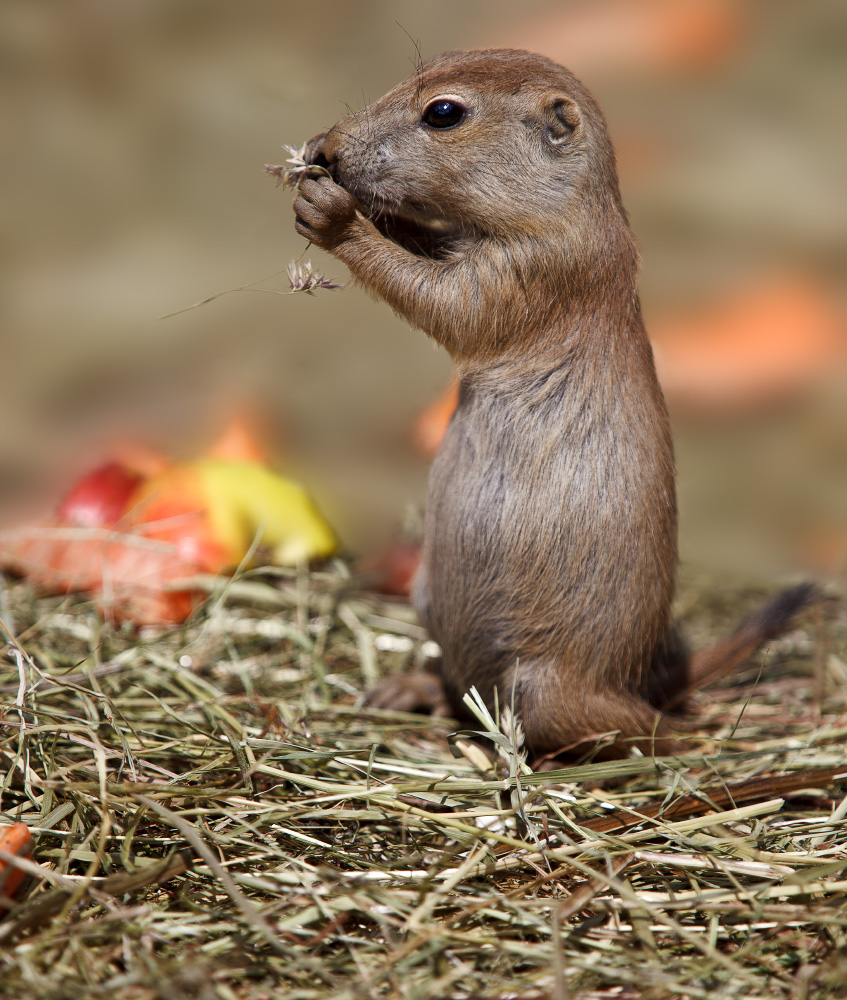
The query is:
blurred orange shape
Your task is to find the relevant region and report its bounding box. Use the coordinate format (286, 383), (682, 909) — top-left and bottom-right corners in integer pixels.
(797, 528), (847, 578)
(56, 461), (144, 527)
(205, 415), (269, 464)
(361, 539), (422, 597)
(107, 441), (171, 479)
(0, 426), (337, 625)
(650, 279), (845, 411)
(130, 463), (230, 573)
(492, 0), (744, 77)
(0, 822), (34, 907)
(612, 134), (673, 187)
(412, 380), (459, 458)
(130, 458), (337, 569)
(0, 523), (205, 624)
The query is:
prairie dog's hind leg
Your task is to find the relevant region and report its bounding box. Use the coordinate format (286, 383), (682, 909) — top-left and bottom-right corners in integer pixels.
(644, 623), (692, 712)
(515, 669), (684, 757)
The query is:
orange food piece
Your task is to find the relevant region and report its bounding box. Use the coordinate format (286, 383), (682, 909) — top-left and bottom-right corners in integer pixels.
(57, 461), (144, 528)
(0, 523), (205, 624)
(0, 822), (34, 907)
(0, 453), (213, 625)
(412, 380), (459, 458)
(129, 457), (337, 571)
(129, 464), (230, 573)
(205, 415), (269, 465)
(0, 417), (336, 626)
(361, 539), (422, 597)
(650, 279), (845, 411)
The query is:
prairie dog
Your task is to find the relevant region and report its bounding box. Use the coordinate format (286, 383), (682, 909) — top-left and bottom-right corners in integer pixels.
(291, 49), (813, 755)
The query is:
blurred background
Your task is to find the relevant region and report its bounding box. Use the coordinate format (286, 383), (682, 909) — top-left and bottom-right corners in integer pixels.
(1, 0), (845, 584)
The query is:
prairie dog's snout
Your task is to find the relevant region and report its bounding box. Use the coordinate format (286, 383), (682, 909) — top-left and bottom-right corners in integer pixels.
(303, 134), (331, 172)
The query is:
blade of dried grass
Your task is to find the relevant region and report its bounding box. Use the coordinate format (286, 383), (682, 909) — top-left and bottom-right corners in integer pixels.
(135, 795), (293, 960)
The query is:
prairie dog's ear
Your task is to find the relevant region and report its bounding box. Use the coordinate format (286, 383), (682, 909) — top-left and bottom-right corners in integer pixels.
(542, 94), (583, 145)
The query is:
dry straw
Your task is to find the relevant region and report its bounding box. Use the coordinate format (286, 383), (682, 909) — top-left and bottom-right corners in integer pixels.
(0, 565), (845, 999)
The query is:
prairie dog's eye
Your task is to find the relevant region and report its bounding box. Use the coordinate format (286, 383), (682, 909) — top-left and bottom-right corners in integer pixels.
(422, 97), (467, 129)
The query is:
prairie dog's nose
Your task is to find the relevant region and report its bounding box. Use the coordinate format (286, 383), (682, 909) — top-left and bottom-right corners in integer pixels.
(303, 132), (331, 169)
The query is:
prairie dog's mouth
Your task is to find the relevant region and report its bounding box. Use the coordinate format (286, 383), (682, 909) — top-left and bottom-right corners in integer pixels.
(344, 179), (464, 259)
(392, 208), (454, 233)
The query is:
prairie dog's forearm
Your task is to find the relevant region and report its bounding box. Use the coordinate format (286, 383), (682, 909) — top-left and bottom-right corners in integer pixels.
(331, 215), (474, 353)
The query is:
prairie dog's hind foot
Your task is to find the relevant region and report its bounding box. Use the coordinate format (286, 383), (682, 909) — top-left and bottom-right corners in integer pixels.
(365, 671), (453, 718)
(518, 680), (686, 758)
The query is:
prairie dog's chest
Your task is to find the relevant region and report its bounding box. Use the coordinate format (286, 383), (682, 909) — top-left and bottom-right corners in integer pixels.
(428, 382), (586, 531)
(428, 374), (652, 538)
(434, 376), (605, 482)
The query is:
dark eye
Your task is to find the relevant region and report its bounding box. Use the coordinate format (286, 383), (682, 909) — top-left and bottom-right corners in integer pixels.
(422, 98), (467, 129)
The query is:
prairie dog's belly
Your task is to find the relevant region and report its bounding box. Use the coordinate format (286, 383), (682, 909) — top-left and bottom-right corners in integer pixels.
(417, 383), (674, 699)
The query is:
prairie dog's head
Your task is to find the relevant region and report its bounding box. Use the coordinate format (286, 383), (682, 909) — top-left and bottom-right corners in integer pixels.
(305, 49), (625, 256)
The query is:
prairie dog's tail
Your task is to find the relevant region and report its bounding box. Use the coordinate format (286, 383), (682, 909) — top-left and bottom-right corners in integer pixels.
(663, 583), (819, 711)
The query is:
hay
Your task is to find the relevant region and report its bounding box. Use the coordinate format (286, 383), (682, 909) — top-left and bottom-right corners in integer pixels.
(1, 565), (845, 999)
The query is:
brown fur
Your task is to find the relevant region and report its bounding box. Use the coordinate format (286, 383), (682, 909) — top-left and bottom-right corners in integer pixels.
(291, 49), (814, 756)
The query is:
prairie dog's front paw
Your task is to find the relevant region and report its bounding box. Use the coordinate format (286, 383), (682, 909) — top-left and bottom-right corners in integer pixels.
(293, 176), (358, 251)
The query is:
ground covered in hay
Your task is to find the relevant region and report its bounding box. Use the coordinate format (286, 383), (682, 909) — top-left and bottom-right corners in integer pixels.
(1, 566), (846, 1000)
